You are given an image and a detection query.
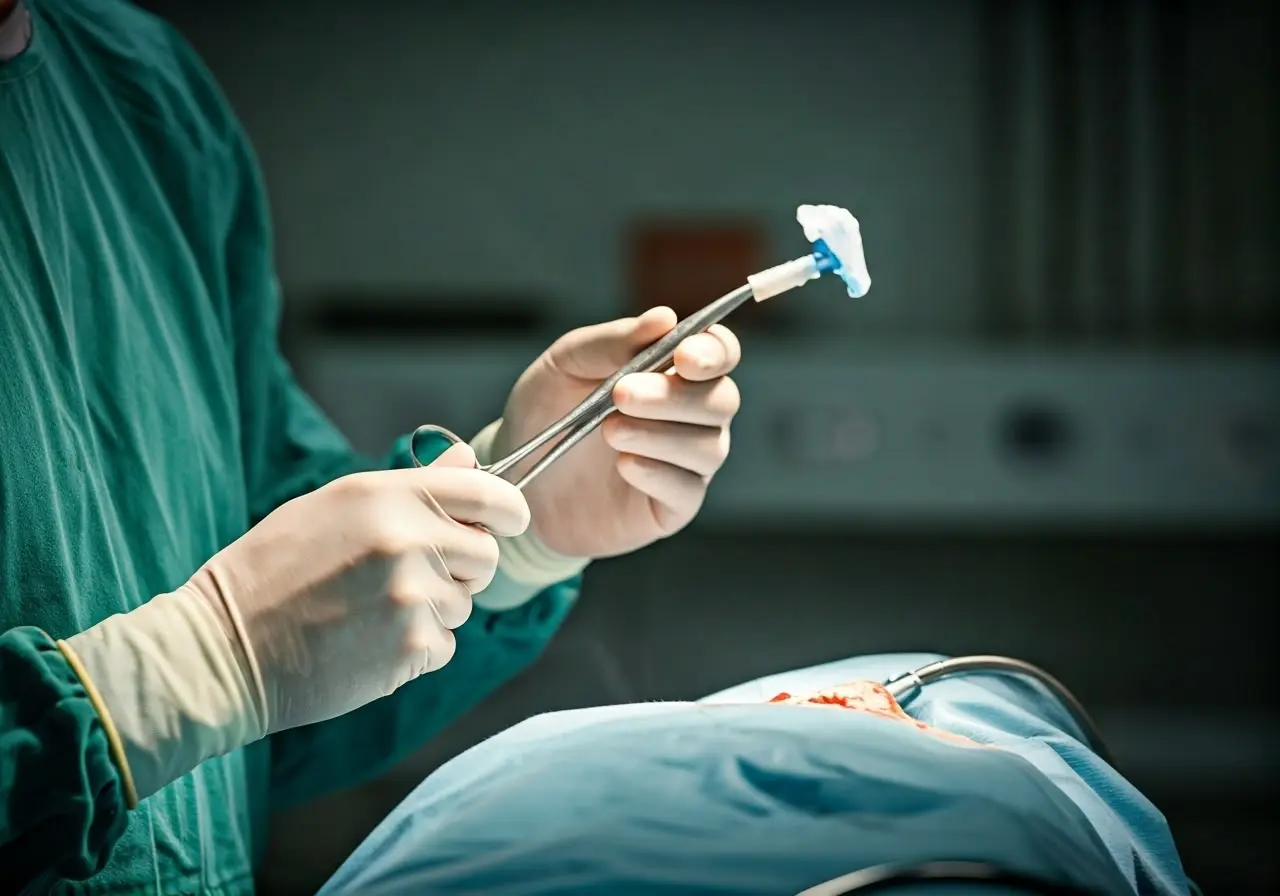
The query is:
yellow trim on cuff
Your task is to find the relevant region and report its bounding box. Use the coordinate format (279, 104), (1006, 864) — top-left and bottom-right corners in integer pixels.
(56, 638), (140, 810)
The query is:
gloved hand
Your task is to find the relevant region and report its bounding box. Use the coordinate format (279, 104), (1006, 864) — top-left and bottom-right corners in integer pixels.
(58, 443), (528, 806)
(471, 307), (741, 597)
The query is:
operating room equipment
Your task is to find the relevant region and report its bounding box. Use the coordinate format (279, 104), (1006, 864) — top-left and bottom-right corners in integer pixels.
(882, 655), (1113, 766)
(409, 204), (872, 487)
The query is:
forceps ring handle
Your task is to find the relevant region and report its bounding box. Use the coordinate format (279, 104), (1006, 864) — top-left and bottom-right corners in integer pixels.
(408, 421), (582, 491)
(409, 424), (505, 538)
(409, 424), (490, 471)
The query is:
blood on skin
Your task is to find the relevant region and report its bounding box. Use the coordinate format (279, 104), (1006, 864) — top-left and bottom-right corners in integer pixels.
(766, 680), (980, 747)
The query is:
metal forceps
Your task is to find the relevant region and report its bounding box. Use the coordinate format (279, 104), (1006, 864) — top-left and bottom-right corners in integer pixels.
(409, 283), (756, 490)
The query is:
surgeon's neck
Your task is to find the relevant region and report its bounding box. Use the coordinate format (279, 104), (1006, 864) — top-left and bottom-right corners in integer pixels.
(0, 0), (29, 61)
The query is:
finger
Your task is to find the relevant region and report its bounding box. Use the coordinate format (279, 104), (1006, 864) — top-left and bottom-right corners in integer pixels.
(412, 467), (531, 537)
(427, 572), (475, 631)
(423, 627), (458, 672)
(671, 324), (742, 383)
(613, 374), (741, 426)
(385, 548), (472, 621)
(435, 526), (501, 593)
(405, 611), (459, 674)
(601, 416), (731, 478)
(428, 440), (478, 470)
(615, 454), (707, 535)
(386, 554), (470, 648)
(544, 307), (677, 380)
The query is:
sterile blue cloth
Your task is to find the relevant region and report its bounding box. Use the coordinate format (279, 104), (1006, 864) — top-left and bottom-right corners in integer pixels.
(319, 654), (1192, 896)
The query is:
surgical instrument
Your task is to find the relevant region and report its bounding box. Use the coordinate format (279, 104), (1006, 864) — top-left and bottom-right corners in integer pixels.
(883, 655), (1113, 766)
(410, 204), (872, 488)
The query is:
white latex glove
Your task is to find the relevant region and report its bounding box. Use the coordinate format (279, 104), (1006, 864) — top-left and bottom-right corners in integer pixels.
(58, 442), (528, 806)
(468, 308), (741, 611)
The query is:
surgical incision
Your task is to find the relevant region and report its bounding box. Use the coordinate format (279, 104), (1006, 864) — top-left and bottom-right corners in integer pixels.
(767, 680), (981, 748)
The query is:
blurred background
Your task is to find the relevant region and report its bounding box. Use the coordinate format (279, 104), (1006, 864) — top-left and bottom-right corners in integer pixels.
(149, 0), (1277, 892)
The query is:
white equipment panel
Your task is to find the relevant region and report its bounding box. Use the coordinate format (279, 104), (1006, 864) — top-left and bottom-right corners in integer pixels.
(297, 342), (1280, 527)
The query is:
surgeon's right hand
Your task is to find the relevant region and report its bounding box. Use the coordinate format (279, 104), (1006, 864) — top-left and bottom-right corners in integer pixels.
(57, 442), (529, 807)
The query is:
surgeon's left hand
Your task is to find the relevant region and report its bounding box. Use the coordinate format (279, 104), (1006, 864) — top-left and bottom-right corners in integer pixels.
(486, 307), (741, 561)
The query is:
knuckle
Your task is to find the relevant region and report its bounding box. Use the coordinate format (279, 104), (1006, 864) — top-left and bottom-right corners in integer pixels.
(367, 526), (414, 561)
(471, 483), (501, 514)
(402, 620), (436, 657)
(386, 580), (426, 609)
(337, 470), (384, 500)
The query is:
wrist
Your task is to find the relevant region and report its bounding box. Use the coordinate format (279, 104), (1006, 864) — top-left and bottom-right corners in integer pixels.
(470, 419), (590, 611)
(59, 586), (266, 804)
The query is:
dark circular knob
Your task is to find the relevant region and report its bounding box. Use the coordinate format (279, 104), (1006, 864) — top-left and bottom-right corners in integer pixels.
(1001, 402), (1074, 465)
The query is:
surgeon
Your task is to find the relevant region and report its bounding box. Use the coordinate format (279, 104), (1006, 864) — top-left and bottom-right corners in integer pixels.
(0, 1), (743, 893)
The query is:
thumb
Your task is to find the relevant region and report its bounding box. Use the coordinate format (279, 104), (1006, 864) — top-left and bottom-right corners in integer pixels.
(428, 441), (479, 470)
(545, 306), (677, 380)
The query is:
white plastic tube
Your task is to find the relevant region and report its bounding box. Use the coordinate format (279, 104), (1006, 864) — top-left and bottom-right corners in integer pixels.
(747, 255), (822, 302)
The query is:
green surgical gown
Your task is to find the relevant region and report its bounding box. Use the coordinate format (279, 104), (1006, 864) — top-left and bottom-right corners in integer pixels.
(0, 2), (579, 892)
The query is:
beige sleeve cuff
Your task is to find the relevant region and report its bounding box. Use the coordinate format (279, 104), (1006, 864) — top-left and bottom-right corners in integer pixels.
(470, 419), (590, 612)
(60, 588), (266, 804)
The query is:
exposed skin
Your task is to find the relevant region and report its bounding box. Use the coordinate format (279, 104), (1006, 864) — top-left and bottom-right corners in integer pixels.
(765, 680), (983, 748)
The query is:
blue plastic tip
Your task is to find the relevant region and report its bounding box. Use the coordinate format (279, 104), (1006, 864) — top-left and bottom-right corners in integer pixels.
(811, 239), (839, 273)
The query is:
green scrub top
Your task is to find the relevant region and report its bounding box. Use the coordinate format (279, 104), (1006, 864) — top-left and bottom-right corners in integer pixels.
(0, 2), (578, 892)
